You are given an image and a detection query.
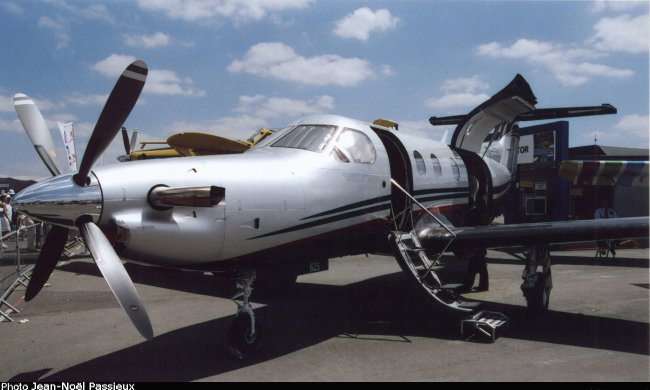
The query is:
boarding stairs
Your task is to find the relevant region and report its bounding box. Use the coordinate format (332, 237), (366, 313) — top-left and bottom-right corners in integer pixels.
(389, 179), (508, 341)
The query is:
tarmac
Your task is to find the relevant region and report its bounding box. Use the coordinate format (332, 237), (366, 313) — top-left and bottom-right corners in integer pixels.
(1, 248), (648, 382)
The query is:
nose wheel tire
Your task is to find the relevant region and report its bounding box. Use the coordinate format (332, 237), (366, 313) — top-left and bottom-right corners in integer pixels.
(228, 313), (262, 355)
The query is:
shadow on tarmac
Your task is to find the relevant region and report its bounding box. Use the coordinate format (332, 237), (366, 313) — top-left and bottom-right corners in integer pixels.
(9, 261), (649, 382)
(486, 252), (649, 268)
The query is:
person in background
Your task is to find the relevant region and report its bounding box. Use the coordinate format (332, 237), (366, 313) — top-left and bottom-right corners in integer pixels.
(1, 194), (12, 249)
(594, 199), (618, 257)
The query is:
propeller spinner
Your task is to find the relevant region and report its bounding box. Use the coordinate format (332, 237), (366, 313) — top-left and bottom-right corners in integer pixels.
(12, 60), (153, 340)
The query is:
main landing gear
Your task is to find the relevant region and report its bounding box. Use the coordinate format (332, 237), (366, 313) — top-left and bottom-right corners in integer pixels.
(520, 244), (552, 311)
(227, 269), (262, 356)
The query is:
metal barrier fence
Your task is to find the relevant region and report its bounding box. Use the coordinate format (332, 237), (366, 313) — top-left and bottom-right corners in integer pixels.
(0, 223), (44, 322)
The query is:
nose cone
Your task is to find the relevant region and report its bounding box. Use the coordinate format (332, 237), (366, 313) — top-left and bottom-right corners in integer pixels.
(13, 173), (102, 228)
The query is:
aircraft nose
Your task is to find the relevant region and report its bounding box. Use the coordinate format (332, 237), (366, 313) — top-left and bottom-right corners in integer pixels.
(12, 173), (102, 228)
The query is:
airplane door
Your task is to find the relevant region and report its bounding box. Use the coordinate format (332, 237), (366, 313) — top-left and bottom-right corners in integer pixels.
(372, 128), (413, 230)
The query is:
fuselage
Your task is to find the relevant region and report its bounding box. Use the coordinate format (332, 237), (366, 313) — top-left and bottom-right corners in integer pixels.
(14, 115), (514, 270)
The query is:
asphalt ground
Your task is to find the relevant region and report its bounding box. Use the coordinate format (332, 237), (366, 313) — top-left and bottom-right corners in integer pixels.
(1, 248), (648, 382)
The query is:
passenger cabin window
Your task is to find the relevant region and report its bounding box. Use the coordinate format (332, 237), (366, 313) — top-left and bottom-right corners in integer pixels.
(449, 157), (460, 181)
(333, 128), (376, 164)
(414, 151), (426, 175)
(430, 153), (442, 176)
(272, 124), (337, 152)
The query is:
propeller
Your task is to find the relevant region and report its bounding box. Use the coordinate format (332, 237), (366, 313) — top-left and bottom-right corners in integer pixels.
(121, 127), (139, 155)
(13, 93), (61, 176)
(24, 225), (70, 301)
(74, 60), (147, 186)
(130, 129), (139, 153)
(78, 221), (153, 340)
(21, 60), (153, 340)
(121, 127), (130, 154)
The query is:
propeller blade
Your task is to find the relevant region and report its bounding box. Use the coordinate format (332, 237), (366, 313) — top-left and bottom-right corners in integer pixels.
(129, 130), (138, 153)
(25, 225), (70, 301)
(13, 94), (61, 176)
(78, 221), (153, 340)
(121, 127), (130, 155)
(75, 60), (148, 186)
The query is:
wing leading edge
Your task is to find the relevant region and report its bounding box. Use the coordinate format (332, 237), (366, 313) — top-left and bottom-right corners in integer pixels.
(416, 216), (649, 252)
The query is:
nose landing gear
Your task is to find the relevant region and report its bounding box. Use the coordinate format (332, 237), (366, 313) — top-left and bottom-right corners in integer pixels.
(227, 269), (262, 356)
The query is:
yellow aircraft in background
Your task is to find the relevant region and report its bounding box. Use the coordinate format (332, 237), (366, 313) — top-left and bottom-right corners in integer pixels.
(123, 128), (275, 161)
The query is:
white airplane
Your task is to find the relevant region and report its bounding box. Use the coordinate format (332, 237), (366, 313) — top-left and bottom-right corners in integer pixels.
(12, 60), (648, 354)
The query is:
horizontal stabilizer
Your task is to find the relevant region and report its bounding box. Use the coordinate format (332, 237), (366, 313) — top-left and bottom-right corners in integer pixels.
(431, 104), (617, 126)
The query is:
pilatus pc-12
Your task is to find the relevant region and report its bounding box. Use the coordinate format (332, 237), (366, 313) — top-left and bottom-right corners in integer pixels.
(12, 60), (648, 353)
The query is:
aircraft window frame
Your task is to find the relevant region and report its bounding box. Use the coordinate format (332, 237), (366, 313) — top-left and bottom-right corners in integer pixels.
(449, 157), (460, 181)
(271, 124), (338, 153)
(430, 153), (442, 176)
(414, 151), (426, 176)
(332, 128), (376, 164)
(251, 125), (290, 149)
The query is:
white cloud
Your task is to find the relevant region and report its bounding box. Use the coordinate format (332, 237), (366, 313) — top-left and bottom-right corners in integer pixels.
(64, 93), (109, 106)
(38, 16), (69, 49)
(92, 54), (205, 96)
(228, 42), (374, 86)
(45, 0), (114, 23)
(585, 114), (650, 147)
(77, 3), (114, 23)
(239, 95), (266, 105)
(0, 93), (13, 113)
(425, 75), (490, 111)
(0, 117), (22, 133)
(236, 94), (335, 118)
(136, 0), (313, 22)
(380, 65), (393, 76)
(398, 119), (450, 142)
(615, 114), (650, 139)
(124, 32), (171, 49)
(333, 7), (399, 41)
(1, 2), (23, 14)
(147, 70), (205, 96)
(92, 54), (136, 78)
(591, 0), (647, 13)
(426, 93), (491, 110)
(477, 38), (633, 86)
(441, 75), (489, 94)
(588, 14), (649, 53)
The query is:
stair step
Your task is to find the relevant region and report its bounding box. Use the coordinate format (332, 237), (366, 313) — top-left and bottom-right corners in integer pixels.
(415, 265), (444, 273)
(461, 310), (509, 342)
(398, 233), (414, 241)
(405, 247), (426, 252)
(458, 301), (482, 310)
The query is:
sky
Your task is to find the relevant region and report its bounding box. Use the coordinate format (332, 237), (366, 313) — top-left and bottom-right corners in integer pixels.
(0, 0), (648, 179)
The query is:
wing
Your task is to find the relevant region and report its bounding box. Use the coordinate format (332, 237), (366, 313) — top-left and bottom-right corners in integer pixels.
(416, 216), (648, 252)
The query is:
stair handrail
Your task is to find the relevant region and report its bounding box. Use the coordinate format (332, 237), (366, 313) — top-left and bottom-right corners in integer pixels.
(390, 178), (457, 275)
(390, 179), (457, 238)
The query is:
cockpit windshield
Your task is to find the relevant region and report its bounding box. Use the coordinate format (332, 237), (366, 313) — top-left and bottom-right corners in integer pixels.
(271, 124), (337, 152)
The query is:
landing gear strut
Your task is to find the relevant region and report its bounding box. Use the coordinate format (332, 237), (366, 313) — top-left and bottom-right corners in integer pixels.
(228, 269), (262, 355)
(521, 244), (552, 311)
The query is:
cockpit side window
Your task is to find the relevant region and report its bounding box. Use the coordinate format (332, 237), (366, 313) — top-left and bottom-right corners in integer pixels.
(333, 128), (376, 164)
(271, 124), (337, 152)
